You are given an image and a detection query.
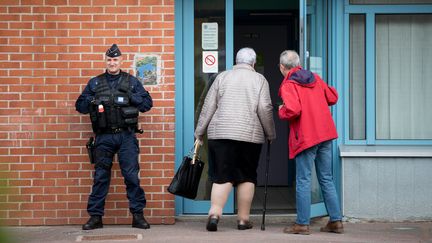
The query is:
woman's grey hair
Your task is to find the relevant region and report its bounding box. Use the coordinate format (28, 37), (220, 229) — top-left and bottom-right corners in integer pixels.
(280, 50), (300, 69)
(236, 47), (256, 66)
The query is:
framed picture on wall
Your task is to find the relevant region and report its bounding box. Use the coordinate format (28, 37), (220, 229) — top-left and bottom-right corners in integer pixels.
(133, 54), (161, 85)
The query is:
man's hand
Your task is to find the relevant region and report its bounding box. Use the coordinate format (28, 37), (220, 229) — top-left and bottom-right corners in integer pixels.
(273, 101), (284, 111)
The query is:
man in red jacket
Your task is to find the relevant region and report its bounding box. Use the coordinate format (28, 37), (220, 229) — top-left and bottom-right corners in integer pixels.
(277, 50), (343, 235)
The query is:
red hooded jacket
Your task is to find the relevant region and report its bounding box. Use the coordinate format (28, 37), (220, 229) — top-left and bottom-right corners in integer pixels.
(278, 66), (338, 159)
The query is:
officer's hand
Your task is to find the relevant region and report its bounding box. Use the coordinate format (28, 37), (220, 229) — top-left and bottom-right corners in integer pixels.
(86, 96), (95, 104)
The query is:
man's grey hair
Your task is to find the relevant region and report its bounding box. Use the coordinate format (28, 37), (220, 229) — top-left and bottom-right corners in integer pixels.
(280, 50), (300, 69)
(236, 47), (256, 66)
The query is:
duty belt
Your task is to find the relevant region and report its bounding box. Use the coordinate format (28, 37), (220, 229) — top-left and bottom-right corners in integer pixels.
(101, 127), (128, 134)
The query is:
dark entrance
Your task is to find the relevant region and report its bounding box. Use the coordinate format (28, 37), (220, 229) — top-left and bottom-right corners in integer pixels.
(233, 1), (299, 214)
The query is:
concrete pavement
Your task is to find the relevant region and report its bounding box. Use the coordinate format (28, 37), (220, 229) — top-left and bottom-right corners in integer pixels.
(2, 215), (432, 243)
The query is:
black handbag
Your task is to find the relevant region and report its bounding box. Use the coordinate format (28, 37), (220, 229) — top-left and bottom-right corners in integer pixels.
(167, 141), (204, 199)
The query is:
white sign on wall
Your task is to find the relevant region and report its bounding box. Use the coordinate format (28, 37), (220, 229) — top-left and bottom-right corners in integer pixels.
(309, 56), (323, 78)
(202, 23), (218, 50)
(202, 51), (218, 73)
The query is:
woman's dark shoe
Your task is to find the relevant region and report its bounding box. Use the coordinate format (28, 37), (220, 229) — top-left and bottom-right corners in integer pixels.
(237, 220), (253, 230)
(206, 215), (219, 232)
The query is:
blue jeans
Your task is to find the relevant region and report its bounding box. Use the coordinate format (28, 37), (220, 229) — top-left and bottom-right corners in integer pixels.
(295, 140), (342, 225)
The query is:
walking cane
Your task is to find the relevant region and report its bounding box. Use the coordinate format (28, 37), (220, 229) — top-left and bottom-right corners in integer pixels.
(261, 140), (271, 231)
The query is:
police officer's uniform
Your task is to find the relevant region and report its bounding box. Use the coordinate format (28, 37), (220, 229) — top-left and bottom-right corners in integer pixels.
(75, 44), (153, 230)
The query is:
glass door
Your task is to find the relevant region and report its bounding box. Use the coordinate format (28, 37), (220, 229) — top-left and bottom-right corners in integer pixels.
(300, 0), (330, 218)
(176, 0), (234, 214)
(175, 0), (331, 217)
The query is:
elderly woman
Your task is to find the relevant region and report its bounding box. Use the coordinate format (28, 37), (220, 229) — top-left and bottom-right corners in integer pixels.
(195, 47), (276, 232)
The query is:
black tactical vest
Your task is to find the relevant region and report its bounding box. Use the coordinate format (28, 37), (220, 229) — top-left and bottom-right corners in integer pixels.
(89, 72), (139, 134)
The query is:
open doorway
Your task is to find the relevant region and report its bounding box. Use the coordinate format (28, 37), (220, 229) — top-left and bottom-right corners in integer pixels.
(178, 0), (330, 217)
(233, 1), (299, 214)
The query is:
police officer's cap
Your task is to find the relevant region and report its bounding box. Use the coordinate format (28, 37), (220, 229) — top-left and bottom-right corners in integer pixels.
(106, 44), (122, 57)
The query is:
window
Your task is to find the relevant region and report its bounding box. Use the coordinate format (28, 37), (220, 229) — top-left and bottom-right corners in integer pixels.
(351, 0), (431, 4)
(349, 15), (366, 140)
(375, 14), (432, 139)
(348, 6), (432, 142)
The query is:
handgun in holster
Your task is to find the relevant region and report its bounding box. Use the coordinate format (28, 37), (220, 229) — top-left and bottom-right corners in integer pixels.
(86, 137), (95, 164)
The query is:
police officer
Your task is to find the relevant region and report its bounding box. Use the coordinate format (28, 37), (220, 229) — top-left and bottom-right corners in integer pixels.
(76, 44), (153, 230)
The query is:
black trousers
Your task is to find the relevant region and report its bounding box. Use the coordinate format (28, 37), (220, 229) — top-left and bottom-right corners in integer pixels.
(87, 131), (146, 216)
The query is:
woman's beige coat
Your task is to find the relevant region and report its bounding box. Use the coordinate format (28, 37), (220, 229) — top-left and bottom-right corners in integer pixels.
(195, 64), (276, 144)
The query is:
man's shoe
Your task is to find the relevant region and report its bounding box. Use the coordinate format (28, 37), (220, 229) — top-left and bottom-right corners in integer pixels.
(82, 216), (103, 230)
(132, 213), (150, 229)
(237, 220), (253, 230)
(320, 220), (344, 233)
(283, 223), (310, 235)
(206, 215), (219, 232)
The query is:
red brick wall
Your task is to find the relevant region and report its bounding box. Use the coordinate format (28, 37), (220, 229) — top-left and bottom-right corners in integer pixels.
(0, 0), (175, 226)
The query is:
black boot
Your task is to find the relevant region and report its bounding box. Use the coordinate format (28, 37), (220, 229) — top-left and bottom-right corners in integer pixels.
(132, 213), (150, 229)
(82, 216), (103, 230)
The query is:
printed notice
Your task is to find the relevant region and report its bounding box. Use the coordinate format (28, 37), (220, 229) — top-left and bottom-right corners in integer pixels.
(309, 56), (323, 78)
(202, 51), (218, 73)
(202, 23), (218, 50)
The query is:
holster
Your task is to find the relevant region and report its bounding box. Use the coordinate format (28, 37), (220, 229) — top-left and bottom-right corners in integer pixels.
(86, 137), (95, 164)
